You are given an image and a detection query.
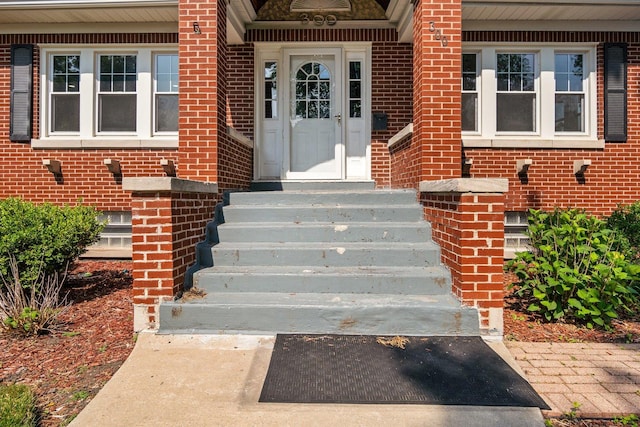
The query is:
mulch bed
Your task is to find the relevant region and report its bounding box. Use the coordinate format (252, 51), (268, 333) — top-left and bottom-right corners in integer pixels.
(0, 260), (134, 426)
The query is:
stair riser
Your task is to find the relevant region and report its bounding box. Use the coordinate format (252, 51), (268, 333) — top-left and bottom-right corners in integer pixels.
(229, 191), (418, 206)
(217, 224), (432, 243)
(211, 246), (440, 267)
(193, 273), (451, 295)
(222, 206), (424, 223)
(159, 304), (479, 336)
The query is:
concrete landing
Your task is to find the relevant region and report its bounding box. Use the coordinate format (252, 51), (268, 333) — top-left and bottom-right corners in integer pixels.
(70, 332), (545, 427)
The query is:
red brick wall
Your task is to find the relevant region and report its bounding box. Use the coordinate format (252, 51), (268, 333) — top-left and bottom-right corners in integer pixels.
(422, 191), (505, 332)
(463, 32), (640, 216)
(0, 34), (178, 208)
(372, 42), (413, 187)
(130, 189), (217, 329)
(178, 0), (224, 183)
(401, 0), (462, 188)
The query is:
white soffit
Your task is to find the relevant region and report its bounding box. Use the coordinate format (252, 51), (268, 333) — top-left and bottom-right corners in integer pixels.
(463, 0), (640, 30)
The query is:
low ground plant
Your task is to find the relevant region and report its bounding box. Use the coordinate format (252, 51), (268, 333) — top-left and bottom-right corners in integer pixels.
(608, 201), (640, 258)
(0, 383), (37, 427)
(0, 255), (69, 335)
(507, 208), (640, 328)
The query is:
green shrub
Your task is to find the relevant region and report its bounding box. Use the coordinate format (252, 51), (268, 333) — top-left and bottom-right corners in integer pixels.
(0, 198), (104, 288)
(0, 384), (37, 427)
(507, 208), (640, 329)
(607, 201), (640, 257)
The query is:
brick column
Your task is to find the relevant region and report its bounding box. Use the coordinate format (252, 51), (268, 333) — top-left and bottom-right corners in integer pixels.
(178, 0), (228, 182)
(123, 177), (218, 330)
(412, 0), (462, 181)
(420, 178), (508, 336)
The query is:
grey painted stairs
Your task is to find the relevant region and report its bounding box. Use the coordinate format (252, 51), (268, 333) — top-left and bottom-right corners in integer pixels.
(159, 182), (479, 335)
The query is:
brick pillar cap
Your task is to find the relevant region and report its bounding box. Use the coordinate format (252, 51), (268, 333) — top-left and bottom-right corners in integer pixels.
(122, 177), (219, 194)
(419, 178), (508, 194)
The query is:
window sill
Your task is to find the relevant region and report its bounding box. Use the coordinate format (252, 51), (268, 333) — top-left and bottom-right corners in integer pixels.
(462, 138), (605, 150)
(31, 138), (179, 150)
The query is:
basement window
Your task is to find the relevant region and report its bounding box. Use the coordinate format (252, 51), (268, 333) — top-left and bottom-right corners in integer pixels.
(504, 211), (530, 259)
(83, 211), (132, 258)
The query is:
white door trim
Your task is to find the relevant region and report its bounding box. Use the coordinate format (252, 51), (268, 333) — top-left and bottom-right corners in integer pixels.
(254, 42), (371, 181)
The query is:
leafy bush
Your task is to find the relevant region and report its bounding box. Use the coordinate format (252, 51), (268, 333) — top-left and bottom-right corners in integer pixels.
(0, 384), (37, 427)
(0, 198), (104, 288)
(607, 201), (640, 257)
(507, 208), (640, 329)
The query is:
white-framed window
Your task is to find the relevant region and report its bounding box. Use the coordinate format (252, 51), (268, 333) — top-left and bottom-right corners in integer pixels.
(462, 45), (599, 148)
(154, 53), (179, 133)
(98, 54), (137, 133)
(462, 52), (479, 133)
(38, 46), (178, 148)
(504, 211), (530, 259)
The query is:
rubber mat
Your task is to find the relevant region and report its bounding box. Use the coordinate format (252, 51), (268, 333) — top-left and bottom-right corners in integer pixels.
(259, 334), (550, 408)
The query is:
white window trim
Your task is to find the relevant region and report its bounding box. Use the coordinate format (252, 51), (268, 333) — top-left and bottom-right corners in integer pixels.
(462, 43), (603, 149)
(36, 45), (178, 149)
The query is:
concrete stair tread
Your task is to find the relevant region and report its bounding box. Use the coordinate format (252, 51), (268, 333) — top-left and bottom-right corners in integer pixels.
(213, 241), (438, 249)
(174, 291), (466, 308)
(195, 265), (447, 276)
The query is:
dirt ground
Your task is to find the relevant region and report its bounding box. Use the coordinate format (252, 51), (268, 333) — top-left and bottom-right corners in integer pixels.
(0, 261), (638, 426)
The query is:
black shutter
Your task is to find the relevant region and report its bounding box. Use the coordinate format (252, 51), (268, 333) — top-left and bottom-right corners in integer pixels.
(10, 44), (33, 142)
(604, 43), (627, 142)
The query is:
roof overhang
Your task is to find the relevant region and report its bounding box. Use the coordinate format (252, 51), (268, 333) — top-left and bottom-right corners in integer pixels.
(0, 0), (178, 33)
(463, 0), (640, 31)
(1, 0), (638, 42)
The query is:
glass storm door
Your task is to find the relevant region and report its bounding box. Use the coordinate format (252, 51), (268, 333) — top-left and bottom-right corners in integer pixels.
(286, 49), (343, 179)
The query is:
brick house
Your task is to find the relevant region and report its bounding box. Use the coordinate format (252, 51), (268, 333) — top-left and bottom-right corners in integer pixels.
(0, 0), (638, 335)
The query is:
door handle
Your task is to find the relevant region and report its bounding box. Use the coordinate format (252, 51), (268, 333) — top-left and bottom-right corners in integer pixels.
(334, 114), (341, 125)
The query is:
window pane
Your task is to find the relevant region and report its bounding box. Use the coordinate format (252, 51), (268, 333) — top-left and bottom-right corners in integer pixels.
(99, 94), (136, 132)
(462, 93), (477, 132)
(497, 93), (536, 132)
(156, 94), (178, 132)
(349, 61), (361, 80)
(156, 54), (178, 94)
(53, 75), (66, 92)
(100, 56), (112, 73)
(350, 100), (361, 118)
(52, 94), (80, 132)
(68, 74), (79, 92)
(349, 81), (361, 99)
(555, 94), (584, 132)
(100, 55), (136, 93)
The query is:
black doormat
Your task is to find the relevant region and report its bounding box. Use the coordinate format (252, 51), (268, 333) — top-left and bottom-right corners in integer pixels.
(259, 334), (550, 408)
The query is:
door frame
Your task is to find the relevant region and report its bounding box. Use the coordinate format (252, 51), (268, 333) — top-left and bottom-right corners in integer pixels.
(254, 42), (372, 181)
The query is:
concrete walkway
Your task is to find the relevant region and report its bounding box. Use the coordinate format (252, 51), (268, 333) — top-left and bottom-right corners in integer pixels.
(70, 333), (546, 427)
(505, 341), (640, 418)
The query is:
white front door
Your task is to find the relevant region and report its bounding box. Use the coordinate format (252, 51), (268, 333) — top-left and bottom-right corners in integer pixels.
(255, 44), (370, 181)
(285, 48), (343, 179)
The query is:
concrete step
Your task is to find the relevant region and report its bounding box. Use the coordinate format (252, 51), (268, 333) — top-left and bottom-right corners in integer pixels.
(159, 292), (479, 335)
(228, 189), (418, 206)
(211, 242), (440, 267)
(249, 180), (375, 191)
(222, 205), (424, 223)
(193, 265), (451, 295)
(216, 221), (432, 243)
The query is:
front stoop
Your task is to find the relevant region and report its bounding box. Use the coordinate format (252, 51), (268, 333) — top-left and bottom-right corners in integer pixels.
(159, 182), (480, 335)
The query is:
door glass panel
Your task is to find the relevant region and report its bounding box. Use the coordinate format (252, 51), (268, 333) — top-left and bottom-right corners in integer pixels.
(293, 61), (331, 120)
